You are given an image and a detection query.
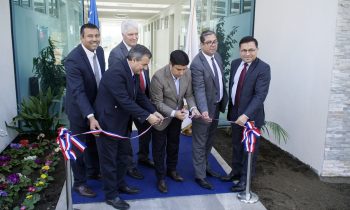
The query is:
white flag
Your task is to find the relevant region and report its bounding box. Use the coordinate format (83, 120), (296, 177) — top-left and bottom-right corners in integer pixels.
(185, 0), (199, 62)
(183, 0), (199, 130)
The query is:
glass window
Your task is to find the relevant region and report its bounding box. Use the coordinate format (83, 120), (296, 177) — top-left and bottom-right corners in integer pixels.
(34, 0), (46, 14)
(21, 0), (31, 8)
(11, 0), (83, 102)
(12, 0), (20, 5)
(49, 0), (58, 17)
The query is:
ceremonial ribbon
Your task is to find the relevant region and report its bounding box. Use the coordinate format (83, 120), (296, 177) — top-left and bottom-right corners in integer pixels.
(56, 128), (87, 160)
(241, 121), (261, 153)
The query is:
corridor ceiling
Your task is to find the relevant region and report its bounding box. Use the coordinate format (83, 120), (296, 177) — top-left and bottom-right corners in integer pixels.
(88, 0), (181, 21)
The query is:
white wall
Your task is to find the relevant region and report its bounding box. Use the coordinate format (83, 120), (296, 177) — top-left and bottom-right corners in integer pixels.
(254, 0), (338, 174)
(0, 1), (18, 152)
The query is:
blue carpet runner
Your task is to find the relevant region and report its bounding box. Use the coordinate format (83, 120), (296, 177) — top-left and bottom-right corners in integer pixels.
(73, 133), (232, 204)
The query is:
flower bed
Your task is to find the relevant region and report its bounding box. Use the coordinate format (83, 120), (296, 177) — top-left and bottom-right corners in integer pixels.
(0, 134), (62, 210)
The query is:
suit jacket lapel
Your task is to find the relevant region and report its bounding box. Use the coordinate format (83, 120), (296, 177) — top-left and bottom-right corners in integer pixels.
(123, 60), (136, 100)
(244, 58), (259, 83)
(199, 53), (217, 86)
(78, 44), (96, 83)
(165, 66), (179, 101)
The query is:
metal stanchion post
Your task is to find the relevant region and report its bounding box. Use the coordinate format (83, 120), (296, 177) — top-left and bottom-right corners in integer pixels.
(237, 152), (259, 203)
(65, 159), (74, 210)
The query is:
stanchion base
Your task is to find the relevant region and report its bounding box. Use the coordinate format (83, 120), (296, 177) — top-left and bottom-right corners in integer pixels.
(237, 191), (259, 203)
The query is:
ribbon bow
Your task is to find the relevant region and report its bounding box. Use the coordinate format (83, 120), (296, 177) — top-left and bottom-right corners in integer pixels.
(241, 121), (261, 153)
(56, 128), (87, 160)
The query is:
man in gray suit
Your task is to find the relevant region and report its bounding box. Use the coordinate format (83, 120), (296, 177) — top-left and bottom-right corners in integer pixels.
(108, 20), (154, 180)
(191, 30), (228, 190)
(150, 50), (201, 193)
(221, 36), (271, 192)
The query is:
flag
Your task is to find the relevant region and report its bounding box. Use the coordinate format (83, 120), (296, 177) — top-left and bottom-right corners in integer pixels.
(185, 0), (199, 62)
(88, 0), (99, 28)
(182, 0), (199, 130)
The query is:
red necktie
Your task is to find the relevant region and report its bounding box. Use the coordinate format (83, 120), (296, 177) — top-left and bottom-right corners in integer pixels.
(139, 71), (146, 93)
(234, 63), (248, 106)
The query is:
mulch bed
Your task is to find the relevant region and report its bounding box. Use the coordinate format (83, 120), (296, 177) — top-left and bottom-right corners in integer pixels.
(213, 127), (350, 210)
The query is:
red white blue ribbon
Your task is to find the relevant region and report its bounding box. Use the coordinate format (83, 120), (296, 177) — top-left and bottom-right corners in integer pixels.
(74, 124), (153, 140)
(56, 128), (87, 160)
(241, 121), (261, 153)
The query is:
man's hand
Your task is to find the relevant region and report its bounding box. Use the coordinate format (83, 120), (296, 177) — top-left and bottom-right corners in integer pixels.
(175, 109), (187, 121)
(147, 114), (162, 125)
(88, 116), (101, 136)
(191, 108), (201, 118)
(201, 111), (212, 123)
(154, 111), (164, 121)
(235, 114), (248, 127)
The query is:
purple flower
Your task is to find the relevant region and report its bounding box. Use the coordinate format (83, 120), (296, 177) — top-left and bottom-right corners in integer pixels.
(0, 190), (8, 197)
(7, 173), (20, 185)
(45, 160), (52, 166)
(10, 143), (22, 149)
(0, 155), (10, 161)
(35, 158), (42, 165)
(0, 155), (10, 166)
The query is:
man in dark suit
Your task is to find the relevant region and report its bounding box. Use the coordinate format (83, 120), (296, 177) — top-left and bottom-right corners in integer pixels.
(64, 23), (105, 197)
(191, 30), (228, 190)
(95, 44), (163, 210)
(109, 20), (154, 180)
(150, 50), (201, 193)
(221, 36), (271, 192)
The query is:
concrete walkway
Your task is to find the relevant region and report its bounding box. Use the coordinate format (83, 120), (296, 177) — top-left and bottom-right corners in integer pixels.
(55, 148), (266, 210)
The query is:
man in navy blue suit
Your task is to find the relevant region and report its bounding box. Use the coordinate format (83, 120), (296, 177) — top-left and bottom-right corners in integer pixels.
(95, 44), (163, 210)
(221, 36), (271, 192)
(109, 20), (155, 181)
(64, 23), (105, 197)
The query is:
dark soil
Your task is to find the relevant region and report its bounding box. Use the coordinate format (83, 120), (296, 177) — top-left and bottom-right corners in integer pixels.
(35, 157), (65, 210)
(213, 128), (350, 210)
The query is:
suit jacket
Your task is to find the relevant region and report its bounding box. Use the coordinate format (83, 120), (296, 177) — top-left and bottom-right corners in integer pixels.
(191, 52), (228, 120)
(108, 41), (151, 97)
(94, 59), (156, 136)
(227, 58), (271, 128)
(150, 64), (196, 131)
(64, 44), (105, 127)
(108, 41), (128, 68)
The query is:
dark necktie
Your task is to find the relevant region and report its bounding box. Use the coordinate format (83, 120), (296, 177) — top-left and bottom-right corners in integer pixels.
(139, 70), (146, 93)
(93, 53), (100, 87)
(211, 57), (221, 102)
(235, 63), (248, 106)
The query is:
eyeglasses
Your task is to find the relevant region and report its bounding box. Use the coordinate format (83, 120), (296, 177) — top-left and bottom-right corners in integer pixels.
(204, 40), (218, 46)
(240, 49), (257, 54)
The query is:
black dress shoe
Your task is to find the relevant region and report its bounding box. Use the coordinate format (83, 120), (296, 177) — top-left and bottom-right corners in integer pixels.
(138, 158), (155, 168)
(87, 174), (102, 180)
(195, 178), (213, 190)
(220, 172), (240, 182)
(167, 171), (184, 182)
(106, 197), (130, 210)
(157, 179), (168, 193)
(73, 185), (96, 197)
(206, 169), (221, 178)
(127, 168), (144, 179)
(231, 181), (246, 192)
(118, 185), (140, 194)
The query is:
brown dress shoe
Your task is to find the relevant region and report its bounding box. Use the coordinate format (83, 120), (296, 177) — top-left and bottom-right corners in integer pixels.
(73, 185), (96, 197)
(167, 171), (184, 182)
(157, 179), (168, 193)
